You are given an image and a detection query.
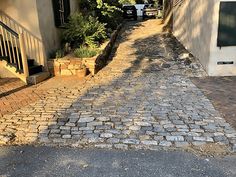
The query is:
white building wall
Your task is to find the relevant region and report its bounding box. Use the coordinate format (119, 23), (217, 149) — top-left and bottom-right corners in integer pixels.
(208, 0), (236, 76)
(172, 0), (216, 73)
(36, 0), (79, 57)
(172, 0), (236, 76)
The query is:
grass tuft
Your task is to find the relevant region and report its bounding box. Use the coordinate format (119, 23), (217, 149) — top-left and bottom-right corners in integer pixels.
(74, 47), (98, 58)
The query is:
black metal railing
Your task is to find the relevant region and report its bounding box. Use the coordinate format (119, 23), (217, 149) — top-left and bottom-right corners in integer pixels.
(0, 21), (24, 73)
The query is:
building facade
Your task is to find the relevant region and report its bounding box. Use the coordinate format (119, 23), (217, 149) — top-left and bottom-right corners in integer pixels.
(169, 0), (236, 76)
(0, 0), (79, 57)
(0, 0), (79, 83)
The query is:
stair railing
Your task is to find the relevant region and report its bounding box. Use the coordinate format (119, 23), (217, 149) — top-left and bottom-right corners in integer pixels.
(0, 11), (47, 69)
(0, 21), (29, 77)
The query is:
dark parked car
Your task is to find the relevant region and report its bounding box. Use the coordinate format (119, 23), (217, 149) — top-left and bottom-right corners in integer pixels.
(142, 4), (158, 19)
(123, 5), (137, 20)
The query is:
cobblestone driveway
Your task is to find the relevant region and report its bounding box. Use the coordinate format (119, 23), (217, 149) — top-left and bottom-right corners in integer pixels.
(0, 20), (235, 151)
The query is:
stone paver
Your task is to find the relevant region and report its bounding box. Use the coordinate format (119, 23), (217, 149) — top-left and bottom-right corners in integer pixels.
(0, 20), (235, 152)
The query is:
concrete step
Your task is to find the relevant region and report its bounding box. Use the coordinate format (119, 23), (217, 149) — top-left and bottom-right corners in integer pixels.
(27, 71), (50, 85)
(29, 65), (43, 75)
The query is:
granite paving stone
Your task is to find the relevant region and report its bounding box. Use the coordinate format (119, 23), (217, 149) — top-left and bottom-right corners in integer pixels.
(0, 20), (236, 152)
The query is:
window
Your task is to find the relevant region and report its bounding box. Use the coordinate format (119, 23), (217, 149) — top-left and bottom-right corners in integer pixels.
(217, 2), (236, 47)
(52, 0), (71, 28)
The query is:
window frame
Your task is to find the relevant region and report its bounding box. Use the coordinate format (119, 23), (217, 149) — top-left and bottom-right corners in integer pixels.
(52, 0), (71, 28)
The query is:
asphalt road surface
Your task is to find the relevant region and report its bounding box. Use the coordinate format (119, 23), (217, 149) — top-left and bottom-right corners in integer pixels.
(0, 146), (236, 177)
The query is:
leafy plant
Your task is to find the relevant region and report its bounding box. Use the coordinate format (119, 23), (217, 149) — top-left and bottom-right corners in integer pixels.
(74, 47), (98, 58)
(79, 0), (97, 11)
(119, 0), (136, 4)
(78, 0), (123, 30)
(96, 0), (123, 30)
(55, 49), (66, 59)
(63, 12), (107, 48)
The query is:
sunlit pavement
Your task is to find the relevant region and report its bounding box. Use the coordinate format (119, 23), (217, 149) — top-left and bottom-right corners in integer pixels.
(0, 78), (44, 117)
(0, 20), (235, 153)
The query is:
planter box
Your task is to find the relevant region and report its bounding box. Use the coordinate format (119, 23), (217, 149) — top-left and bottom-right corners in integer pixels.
(48, 24), (123, 77)
(77, 67), (87, 78)
(48, 57), (84, 76)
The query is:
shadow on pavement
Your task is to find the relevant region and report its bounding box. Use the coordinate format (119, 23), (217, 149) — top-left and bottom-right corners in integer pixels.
(191, 77), (236, 129)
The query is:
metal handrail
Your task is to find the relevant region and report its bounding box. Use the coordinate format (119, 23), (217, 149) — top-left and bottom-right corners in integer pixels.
(0, 20), (29, 78)
(0, 21), (18, 37)
(0, 11), (40, 40)
(0, 11), (47, 68)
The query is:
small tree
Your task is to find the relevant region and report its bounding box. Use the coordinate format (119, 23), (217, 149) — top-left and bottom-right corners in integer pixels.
(78, 0), (123, 30)
(95, 0), (123, 30)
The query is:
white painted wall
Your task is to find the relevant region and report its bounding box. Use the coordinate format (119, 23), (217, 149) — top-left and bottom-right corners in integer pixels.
(172, 0), (236, 76)
(208, 0), (236, 76)
(36, 0), (79, 57)
(172, 0), (215, 72)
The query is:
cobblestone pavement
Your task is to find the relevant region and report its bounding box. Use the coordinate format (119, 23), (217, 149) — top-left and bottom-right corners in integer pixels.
(191, 77), (236, 129)
(0, 20), (236, 152)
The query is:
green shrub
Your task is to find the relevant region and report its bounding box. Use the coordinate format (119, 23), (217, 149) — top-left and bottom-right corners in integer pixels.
(97, 10), (123, 30)
(55, 49), (65, 59)
(74, 47), (98, 58)
(63, 12), (107, 48)
(95, 0), (123, 30)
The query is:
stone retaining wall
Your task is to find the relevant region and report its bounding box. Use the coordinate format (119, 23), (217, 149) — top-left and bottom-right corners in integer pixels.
(93, 24), (123, 73)
(48, 24), (122, 77)
(47, 58), (84, 76)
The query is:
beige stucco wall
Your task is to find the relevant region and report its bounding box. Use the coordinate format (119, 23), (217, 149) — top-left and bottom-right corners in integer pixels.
(172, 0), (215, 72)
(36, 0), (61, 57)
(70, 0), (79, 13)
(36, 0), (79, 57)
(0, 0), (41, 38)
(36, 0), (79, 56)
(0, 0), (79, 58)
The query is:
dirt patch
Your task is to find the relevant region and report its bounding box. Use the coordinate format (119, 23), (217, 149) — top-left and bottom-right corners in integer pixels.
(185, 144), (233, 157)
